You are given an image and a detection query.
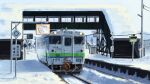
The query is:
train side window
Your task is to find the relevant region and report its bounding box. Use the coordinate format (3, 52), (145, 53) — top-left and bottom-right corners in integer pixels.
(74, 37), (84, 44)
(65, 38), (71, 46)
(49, 36), (61, 44)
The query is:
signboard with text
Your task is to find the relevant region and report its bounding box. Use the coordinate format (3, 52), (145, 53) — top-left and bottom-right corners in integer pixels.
(36, 24), (50, 35)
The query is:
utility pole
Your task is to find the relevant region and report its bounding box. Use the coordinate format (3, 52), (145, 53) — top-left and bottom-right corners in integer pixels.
(139, 0), (150, 57)
(141, 0), (144, 57)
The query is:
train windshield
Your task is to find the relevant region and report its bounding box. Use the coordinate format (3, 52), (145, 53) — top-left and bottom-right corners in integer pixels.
(65, 37), (72, 46)
(74, 37), (84, 44)
(49, 36), (61, 44)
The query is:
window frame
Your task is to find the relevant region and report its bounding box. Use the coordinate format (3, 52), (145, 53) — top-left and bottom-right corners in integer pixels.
(48, 16), (59, 22)
(74, 36), (84, 44)
(64, 37), (72, 46)
(35, 16), (47, 22)
(49, 36), (62, 44)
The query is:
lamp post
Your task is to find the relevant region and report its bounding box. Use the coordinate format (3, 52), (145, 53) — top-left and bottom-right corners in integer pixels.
(129, 34), (137, 61)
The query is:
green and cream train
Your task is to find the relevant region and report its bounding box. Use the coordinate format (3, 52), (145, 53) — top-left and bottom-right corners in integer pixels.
(36, 29), (85, 73)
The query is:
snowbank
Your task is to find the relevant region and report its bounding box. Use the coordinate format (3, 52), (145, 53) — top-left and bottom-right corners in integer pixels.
(0, 49), (65, 84)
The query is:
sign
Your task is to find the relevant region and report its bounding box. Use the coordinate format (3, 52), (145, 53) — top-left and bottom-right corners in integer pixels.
(129, 34), (137, 43)
(36, 24), (50, 35)
(129, 34), (137, 61)
(12, 29), (21, 39)
(27, 34), (33, 39)
(12, 44), (21, 58)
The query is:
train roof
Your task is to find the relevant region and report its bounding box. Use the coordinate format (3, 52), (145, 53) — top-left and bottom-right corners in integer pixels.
(42, 29), (85, 37)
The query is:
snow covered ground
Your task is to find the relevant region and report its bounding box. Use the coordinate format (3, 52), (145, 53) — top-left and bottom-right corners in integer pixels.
(61, 75), (85, 84)
(78, 67), (144, 84)
(0, 49), (65, 84)
(0, 50), (147, 84)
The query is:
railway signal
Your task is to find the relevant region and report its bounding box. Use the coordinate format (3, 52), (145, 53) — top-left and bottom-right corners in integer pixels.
(129, 34), (137, 61)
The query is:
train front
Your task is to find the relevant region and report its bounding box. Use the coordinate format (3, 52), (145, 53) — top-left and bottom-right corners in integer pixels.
(47, 30), (85, 73)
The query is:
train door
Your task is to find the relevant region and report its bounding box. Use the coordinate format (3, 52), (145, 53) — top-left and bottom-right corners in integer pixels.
(63, 36), (74, 62)
(64, 36), (72, 54)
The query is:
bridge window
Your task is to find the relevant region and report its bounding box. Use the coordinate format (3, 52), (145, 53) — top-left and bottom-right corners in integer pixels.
(35, 16), (47, 22)
(49, 36), (61, 44)
(48, 16), (59, 22)
(23, 17), (34, 22)
(87, 16), (95, 22)
(95, 16), (99, 22)
(87, 16), (99, 22)
(61, 17), (73, 22)
(75, 16), (86, 23)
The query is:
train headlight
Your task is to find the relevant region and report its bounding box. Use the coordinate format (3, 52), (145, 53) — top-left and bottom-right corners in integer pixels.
(80, 32), (84, 35)
(80, 49), (83, 52)
(51, 31), (57, 35)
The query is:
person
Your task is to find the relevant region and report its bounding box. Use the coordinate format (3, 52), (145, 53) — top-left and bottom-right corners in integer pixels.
(33, 42), (36, 48)
(23, 43), (27, 48)
(28, 42), (31, 49)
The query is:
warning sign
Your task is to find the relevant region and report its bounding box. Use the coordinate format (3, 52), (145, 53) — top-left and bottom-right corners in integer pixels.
(12, 29), (21, 39)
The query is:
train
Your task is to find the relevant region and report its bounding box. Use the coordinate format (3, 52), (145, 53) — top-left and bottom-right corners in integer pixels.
(36, 29), (85, 73)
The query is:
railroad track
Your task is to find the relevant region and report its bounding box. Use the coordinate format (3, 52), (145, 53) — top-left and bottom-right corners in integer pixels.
(85, 66), (127, 80)
(58, 73), (91, 84)
(71, 74), (91, 84)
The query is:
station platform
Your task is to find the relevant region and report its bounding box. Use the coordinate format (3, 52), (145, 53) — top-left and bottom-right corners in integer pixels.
(87, 53), (150, 71)
(0, 49), (65, 84)
(85, 53), (150, 81)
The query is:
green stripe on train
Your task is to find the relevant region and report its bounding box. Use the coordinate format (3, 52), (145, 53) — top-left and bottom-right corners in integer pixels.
(46, 52), (85, 57)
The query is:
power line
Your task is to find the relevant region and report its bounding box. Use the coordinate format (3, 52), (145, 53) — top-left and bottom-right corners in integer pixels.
(144, 8), (150, 12)
(144, 5), (150, 9)
(143, 33), (150, 35)
(144, 5), (150, 12)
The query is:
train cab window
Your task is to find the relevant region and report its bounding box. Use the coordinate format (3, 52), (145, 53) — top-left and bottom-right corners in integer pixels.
(49, 36), (61, 44)
(74, 37), (84, 44)
(65, 38), (72, 46)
